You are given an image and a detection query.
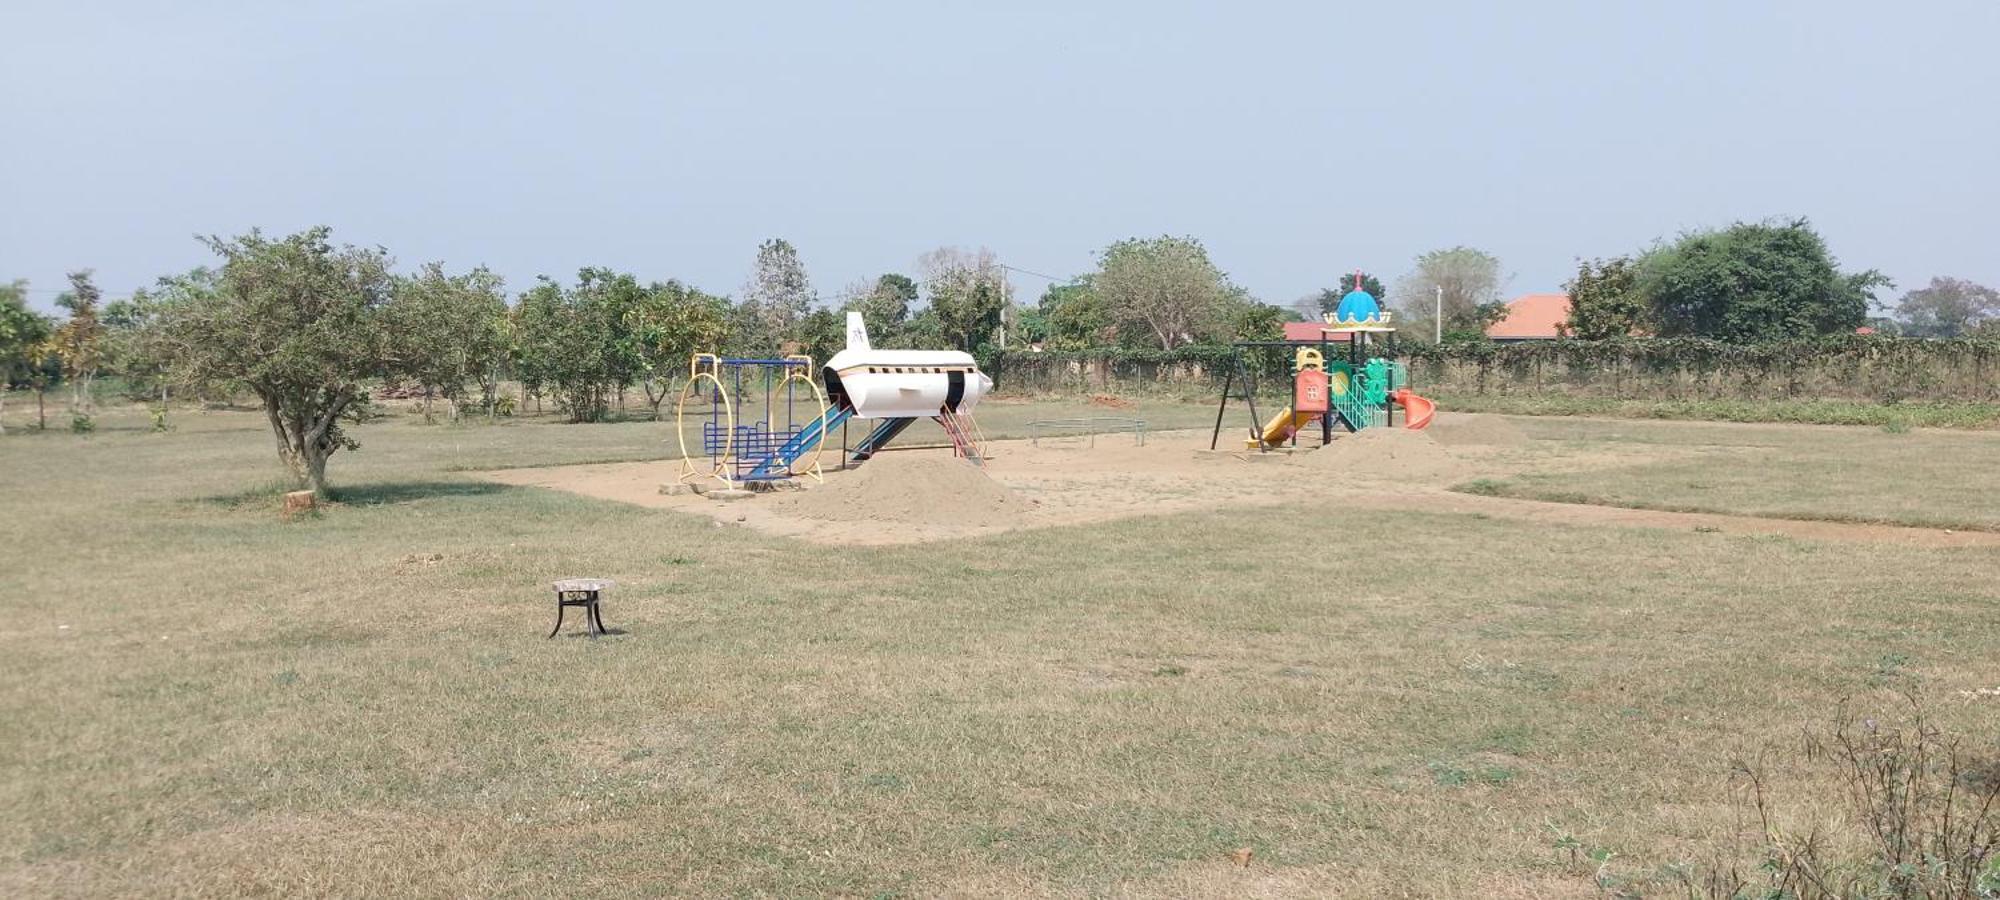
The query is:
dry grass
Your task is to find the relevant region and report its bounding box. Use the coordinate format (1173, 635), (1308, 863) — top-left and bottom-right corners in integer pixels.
(1453, 417), (2000, 531)
(3, 402), (1997, 896)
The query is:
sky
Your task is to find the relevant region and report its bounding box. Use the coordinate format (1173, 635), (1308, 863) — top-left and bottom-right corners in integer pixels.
(4, 0), (1997, 314)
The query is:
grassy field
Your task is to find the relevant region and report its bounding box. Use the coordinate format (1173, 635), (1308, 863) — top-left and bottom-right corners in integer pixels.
(3, 400), (1997, 896)
(1433, 393), (2000, 430)
(1453, 416), (2000, 532)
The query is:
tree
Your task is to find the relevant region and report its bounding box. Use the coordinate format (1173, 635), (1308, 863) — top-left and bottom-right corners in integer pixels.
(153, 227), (397, 495)
(52, 270), (107, 417)
(839, 273), (919, 344)
(795, 307), (846, 366)
(1396, 247), (1508, 342)
(514, 276), (616, 423)
(1313, 272), (1387, 316)
(1642, 219), (1887, 341)
(626, 279), (729, 418)
(1561, 256), (1647, 339)
(1093, 236), (1234, 350)
(390, 263), (509, 422)
(1895, 277), (2000, 338)
(735, 239), (814, 356)
(1230, 301), (1287, 342)
(0, 280), (54, 434)
(919, 247), (1008, 354)
(1038, 280), (1108, 350)
(104, 271), (199, 428)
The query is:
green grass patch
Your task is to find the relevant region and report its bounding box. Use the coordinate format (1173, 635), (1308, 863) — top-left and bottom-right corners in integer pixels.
(1432, 394), (2000, 429)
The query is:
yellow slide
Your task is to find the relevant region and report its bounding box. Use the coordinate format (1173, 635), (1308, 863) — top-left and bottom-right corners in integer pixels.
(1247, 406), (1323, 448)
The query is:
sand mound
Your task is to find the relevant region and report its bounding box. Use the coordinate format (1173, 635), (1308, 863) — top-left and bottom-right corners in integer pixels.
(1428, 413), (1528, 447)
(772, 455), (1030, 527)
(1293, 428), (1466, 482)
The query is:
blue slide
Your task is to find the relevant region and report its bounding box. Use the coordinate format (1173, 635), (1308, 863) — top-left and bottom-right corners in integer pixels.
(850, 417), (916, 462)
(744, 408), (855, 480)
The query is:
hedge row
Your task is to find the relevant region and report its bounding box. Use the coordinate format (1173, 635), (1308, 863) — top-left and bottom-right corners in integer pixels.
(991, 337), (2000, 403)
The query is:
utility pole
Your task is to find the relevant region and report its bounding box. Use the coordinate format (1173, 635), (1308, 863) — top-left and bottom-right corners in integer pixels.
(1434, 285), (1443, 343)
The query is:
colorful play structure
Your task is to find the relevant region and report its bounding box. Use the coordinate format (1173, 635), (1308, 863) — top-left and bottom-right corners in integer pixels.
(1209, 274), (1435, 451)
(675, 313), (993, 490)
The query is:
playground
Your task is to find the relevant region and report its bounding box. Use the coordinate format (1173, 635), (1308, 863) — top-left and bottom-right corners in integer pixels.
(5, 397), (2000, 896)
(7, 297), (1999, 896)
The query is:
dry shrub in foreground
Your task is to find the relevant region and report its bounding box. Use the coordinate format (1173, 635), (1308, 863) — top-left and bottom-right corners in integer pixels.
(1655, 695), (2000, 899)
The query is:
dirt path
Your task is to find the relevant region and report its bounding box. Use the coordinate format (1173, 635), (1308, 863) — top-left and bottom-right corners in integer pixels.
(475, 426), (1999, 550)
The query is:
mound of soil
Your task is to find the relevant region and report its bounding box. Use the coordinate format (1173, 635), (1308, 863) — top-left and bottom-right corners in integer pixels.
(1294, 428), (1465, 482)
(772, 455), (1030, 527)
(1089, 394), (1135, 410)
(1428, 413), (1528, 447)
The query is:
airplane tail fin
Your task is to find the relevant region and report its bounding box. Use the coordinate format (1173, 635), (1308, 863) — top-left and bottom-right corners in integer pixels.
(845, 311), (871, 352)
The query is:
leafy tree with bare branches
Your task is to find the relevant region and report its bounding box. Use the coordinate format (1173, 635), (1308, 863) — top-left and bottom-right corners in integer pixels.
(52, 270), (107, 419)
(919, 247), (1009, 354)
(1395, 246), (1508, 342)
(1092, 236), (1233, 350)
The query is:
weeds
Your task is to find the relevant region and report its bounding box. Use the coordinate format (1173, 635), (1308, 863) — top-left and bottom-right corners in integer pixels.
(1613, 693), (2000, 898)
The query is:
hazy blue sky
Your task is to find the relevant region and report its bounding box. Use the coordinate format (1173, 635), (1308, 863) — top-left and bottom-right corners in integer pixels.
(4, 1), (1995, 313)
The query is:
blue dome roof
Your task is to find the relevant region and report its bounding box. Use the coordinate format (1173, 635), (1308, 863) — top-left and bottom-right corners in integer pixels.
(1333, 289), (1379, 323)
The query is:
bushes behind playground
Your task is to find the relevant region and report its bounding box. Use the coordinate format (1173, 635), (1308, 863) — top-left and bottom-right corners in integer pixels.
(989, 336), (2000, 427)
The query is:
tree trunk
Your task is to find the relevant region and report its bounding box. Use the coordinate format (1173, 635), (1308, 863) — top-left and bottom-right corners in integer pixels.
(36, 387), (46, 430)
(422, 386), (434, 424)
(0, 390), (8, 434)
(262, 390), (348, 498)
(159, 385), (170, 429)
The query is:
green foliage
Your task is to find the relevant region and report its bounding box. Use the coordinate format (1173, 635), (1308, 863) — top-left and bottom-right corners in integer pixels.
(1562, 256), (1646, 339)
(1094, 235), (1239, 349)
(1229, 300), (1288, 342)
(514, 276), (618, 423)
(842, 273), (919, 341)
(794, 307), (845, 366)
(389, 263), (509, 421)
(69, 412), (95, 433)
(624, 278), (729, 417)
(732, 238), (814, 357)
(52, 270), (108, 413)
(1314, 271), (1387, 315)
(153, 227), (398, 494)
(1395, 246), (1507, 341)
(1038, 280), (1109, 350)
(920, 247), (1007, 354)
(1896, 276), (1999, 338)
(0, 280), (55, 395)
(1642, 218), (1887, 341)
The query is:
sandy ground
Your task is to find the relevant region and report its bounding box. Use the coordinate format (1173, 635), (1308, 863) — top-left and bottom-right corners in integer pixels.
(477, 416), (2000, 549)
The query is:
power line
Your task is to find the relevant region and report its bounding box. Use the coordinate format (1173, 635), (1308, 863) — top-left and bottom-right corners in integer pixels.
(996, 263), (1073, 284)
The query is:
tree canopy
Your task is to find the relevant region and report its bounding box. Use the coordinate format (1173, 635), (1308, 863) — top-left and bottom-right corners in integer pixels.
(1092, 236), (1237, 350)
(918, 247), (1008, 354)
(1561, 257), (1646, 339)
(1895, 276), (1999, 338)
(1395, 247), (1508, 341)
(152, 227), (398, 495)
(0, 280), (55, 432)
(1312, 272), (1387, 317)
(1642, 219), (1887, 342)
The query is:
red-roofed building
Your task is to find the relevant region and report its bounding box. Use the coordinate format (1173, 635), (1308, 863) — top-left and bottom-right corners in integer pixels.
(1282, 321), (1359, 342)
(1486, 293), (1571, 342)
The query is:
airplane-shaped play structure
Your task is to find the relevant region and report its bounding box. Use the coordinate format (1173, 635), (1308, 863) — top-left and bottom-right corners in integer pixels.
(676, 312), (992, 490)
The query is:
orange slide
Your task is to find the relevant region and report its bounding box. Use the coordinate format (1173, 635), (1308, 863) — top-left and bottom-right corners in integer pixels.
(1391, 389), (1435, 430)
